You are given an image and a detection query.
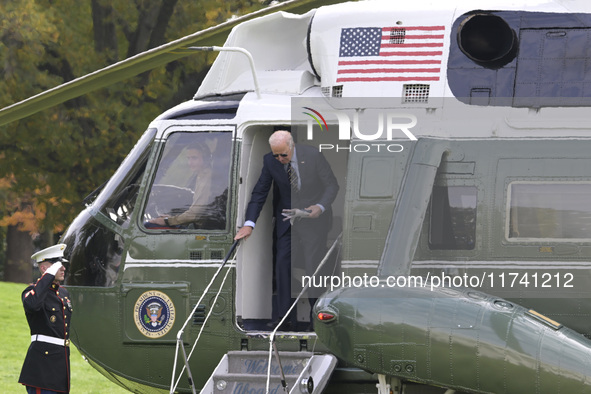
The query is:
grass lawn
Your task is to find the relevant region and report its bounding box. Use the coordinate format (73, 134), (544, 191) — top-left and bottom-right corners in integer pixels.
(1, 281), (129, 393)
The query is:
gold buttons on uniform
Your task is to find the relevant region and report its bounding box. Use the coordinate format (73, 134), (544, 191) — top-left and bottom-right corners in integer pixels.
(45, 352), (48, 355)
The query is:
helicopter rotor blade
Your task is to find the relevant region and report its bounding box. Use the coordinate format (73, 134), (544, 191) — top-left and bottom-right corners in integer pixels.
(0, 0), (347, 127)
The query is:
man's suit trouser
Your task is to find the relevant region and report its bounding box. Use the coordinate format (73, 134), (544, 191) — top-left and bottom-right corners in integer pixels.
(275, 227), (293, 322)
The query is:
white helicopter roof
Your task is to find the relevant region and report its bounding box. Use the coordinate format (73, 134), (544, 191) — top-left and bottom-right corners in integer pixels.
(195, 10), (317, 98)
(195, 0), (591, 100)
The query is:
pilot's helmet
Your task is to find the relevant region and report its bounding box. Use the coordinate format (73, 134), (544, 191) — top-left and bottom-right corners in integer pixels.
(31, 244), (68, 265)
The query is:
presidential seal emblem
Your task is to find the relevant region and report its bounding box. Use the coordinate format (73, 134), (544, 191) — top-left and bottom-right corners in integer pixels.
(134, 290), (175, 338)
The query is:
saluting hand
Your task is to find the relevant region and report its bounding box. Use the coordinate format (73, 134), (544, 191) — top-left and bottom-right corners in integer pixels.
(46, 262), (63, 276)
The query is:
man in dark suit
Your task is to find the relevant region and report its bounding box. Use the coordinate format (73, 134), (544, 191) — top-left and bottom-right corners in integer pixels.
(235, 130), (339, 330)
(19, 244), (73, 393)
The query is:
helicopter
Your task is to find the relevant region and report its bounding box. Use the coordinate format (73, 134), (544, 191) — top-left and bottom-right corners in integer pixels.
(6, 0), (591, 392)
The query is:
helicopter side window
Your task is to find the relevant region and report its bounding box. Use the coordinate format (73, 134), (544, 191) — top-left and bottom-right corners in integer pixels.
(429, 185), (477, 250)
(143, 131), (231, 231)
(508, 182), (591, 240)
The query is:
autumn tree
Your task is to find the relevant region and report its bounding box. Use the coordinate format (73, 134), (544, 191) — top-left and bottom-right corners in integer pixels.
(0, 0), (263, 282)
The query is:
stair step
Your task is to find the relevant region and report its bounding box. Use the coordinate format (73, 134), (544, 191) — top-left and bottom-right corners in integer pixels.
(210, 378), (296, 393)
(213, 373), (301, 380)
(226, 350), (312, 375)
(202, 350), (337, 393)
(212, 372), (301, 392)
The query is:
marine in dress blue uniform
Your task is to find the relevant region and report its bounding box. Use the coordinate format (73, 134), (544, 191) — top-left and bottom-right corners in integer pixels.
(19, 244), (72, 393)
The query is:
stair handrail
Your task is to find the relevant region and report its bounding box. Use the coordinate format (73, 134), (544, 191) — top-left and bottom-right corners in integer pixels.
(273, 340), (289, 392)
(266, 233), (342, 393)
(170, 239), (240, 394)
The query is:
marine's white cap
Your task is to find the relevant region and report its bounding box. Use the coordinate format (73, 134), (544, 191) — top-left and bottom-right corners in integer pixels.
(31, 243), (68, 264)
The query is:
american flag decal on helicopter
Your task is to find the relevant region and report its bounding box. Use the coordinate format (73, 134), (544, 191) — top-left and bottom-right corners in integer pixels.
(337, 25), (445, 82)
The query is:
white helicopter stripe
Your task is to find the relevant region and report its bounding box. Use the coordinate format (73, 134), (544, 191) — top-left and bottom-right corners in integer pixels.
(413, 260), (591, 269)
(123, 262), (236, 270)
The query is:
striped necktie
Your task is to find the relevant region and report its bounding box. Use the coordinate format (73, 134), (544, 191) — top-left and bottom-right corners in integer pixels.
(287, 162), (299, 192)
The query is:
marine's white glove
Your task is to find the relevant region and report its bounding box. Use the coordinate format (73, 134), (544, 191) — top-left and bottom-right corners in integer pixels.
(282, 209), (311, 224)
(46, 262), (63, 276)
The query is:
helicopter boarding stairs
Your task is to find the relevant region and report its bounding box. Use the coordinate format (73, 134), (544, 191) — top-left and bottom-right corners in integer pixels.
(171, 239), (340, 394)
(202, 350), (337, 393)
(200, 238), (342, 393)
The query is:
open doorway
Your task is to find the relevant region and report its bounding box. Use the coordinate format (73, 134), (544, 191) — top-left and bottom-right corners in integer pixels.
(234, 124), (346, 331)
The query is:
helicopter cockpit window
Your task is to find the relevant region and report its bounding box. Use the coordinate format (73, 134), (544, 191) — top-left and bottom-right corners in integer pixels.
(508, 182), (591, 241)
(429, 185), (477, 250)
(62, 128), (157, 287)
(143, 131), (231, 231)
(96, 128), (156, 227)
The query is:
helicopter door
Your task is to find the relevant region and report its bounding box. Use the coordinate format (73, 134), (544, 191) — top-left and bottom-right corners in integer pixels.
(235, 127), (275, 327)
(235, 125), (346, 330)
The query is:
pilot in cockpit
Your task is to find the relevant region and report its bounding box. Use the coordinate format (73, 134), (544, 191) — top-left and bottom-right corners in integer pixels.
(147, 143), (213, 227)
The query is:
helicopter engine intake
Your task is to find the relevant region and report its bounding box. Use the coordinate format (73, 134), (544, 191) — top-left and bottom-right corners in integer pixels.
(457, 13), (518, 69)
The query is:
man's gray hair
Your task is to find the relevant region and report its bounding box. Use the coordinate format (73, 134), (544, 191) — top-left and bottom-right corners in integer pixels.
(269, 130), (294, 148)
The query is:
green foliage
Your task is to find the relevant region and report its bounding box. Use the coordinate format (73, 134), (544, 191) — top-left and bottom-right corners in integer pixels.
(1, 281), (128, 393)
(0, 0), (264, 253)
